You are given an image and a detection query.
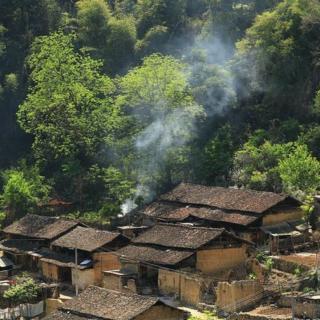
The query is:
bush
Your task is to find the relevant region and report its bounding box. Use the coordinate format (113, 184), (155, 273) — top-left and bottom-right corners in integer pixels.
(4, 276), (41, 305)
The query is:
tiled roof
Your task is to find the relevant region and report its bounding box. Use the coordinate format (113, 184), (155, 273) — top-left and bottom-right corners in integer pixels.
(160, 183), (297, 214)
(52, 226), (125, 252)
(60, 286), (184, 320)
(144, 202), (258, 226)
(133, 223), (225, 249)
(117, 244), (194, 266)
(3, 214), (79, 240)
(43, 310), (100, 320)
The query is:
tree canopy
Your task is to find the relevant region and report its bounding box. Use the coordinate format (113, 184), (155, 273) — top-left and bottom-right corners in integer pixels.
(1, 0), (320, 221)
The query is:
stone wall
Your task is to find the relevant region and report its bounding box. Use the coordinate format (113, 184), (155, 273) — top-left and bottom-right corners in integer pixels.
(216, 280), (264, 312)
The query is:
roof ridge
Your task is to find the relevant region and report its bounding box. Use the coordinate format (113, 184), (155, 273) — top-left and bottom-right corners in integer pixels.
(157, 222), (225, 232)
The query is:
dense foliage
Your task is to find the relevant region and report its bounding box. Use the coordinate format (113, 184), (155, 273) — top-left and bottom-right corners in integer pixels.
(1, 0), (320, 221)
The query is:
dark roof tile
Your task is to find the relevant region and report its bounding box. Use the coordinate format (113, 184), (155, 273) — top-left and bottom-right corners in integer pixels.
(117, 245), (194, 266)
(52, 226), (124, 252)
(144, 202), (258, 226)
(3, 214), (79, 240)
(60, 286), (182, 320)
(133, 224), (225, 249)
(160, 183), (297, 214)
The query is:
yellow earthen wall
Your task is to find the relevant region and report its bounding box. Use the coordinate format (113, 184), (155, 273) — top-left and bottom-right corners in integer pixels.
(180, 276), (203, 307)
(158, 269), (203, 307)
(41, 261), (60, 281)
(45, 298), (64, 315)
(72, 268), (95, 291)
(262, 209), (303, 226)
(93, 252), (121, 285)
(216, 280), (264, 312)
(196, 245), (247, 275)
(135, 305), (185, 320)
(102, 272), (121, 291)
(158, 269), (180, 296)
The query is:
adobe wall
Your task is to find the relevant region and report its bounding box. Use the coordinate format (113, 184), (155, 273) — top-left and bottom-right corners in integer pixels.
(135, 305), (186, 320)
(158, 269), (204, 307)
(72, 268), (95, 291)
(262, 209), (303, 226)
(158, 269), (180, 297)
(216, 280), (264, 312)
(102, 271), (122, 291)
(93, 252), (121, 285)
(196, 245), (247, 275)
(180, 275), (203, 306)
(41, 261), (60, 281)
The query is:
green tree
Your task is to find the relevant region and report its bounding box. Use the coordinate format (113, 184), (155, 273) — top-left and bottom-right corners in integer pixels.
(106, 17), (137, 73)
(1, 165), (50, 221)
(235, 0), (320, 119)
(136, 0), (187, 37)
(76, 0), (137, 74)
(18, 32), (119, 162)
(76, 0), (111, 51)
(232, 140), (293, 191)
(278, 144), (320, 194)
(135, 25), (169, 58)
(118, 54), (203, 192)
(201, 125), (235, 185)
(17, 32), (125, 209)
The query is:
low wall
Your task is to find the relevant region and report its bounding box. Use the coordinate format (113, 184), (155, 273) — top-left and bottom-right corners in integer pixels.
(158, 269), (205, 307)
(72, 268), (95, 291)
(216, 280), (264, 312)
(272, 257), (310, 274)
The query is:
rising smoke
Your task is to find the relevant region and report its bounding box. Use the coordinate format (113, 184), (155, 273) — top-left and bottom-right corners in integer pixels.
(120, 35), (238, 215)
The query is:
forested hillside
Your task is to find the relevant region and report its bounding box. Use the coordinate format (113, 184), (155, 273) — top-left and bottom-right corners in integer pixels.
(1, 0), (320, 223)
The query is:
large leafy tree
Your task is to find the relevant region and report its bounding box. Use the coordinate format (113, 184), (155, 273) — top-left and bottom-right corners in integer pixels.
(17, 32), (131, 209)
(118, 54), (203, 193)
(76, 0), (137, 74)
(1, 164), (51, 221)
(235, 0), (320, 119)
(232, 140), (293, 192)
(136, 0), (187, 37)
(279, 144), (320, 194)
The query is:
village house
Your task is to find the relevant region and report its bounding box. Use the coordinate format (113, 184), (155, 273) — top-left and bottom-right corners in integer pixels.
(141, 183), (303, 243)
(0, 214), (80, 268)
(103, 223), (252, 302)
(43, 285), (188, 320)
(43, 226), (129, 290)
